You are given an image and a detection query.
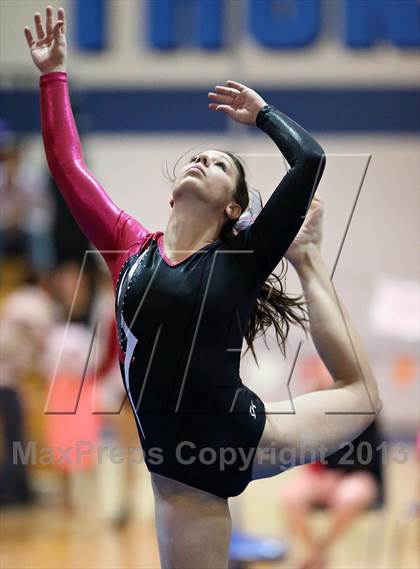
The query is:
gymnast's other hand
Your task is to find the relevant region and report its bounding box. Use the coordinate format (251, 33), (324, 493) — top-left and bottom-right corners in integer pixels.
(285, 194), (324, 267)
(208, 80), (267, 125)
(24, 5), (67, 75)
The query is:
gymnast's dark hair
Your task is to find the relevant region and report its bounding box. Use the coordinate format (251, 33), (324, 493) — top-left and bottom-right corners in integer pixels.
(164, 148), (309, 367)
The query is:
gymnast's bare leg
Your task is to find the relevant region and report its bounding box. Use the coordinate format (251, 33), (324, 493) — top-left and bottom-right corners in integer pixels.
(151, 473), (231, 569)
(252, 195), (382, 479)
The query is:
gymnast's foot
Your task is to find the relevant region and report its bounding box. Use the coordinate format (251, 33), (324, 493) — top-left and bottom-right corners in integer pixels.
(284, 193), (324, 267)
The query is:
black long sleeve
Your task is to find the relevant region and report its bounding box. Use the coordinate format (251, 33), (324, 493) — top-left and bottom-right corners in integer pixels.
(245, 104), (326, 279)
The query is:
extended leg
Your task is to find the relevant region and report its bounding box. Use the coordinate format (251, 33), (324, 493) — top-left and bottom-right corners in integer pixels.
(252, 198), (381, 479)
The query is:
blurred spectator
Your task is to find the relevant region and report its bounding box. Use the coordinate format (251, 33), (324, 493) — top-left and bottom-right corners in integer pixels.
(49, 260), (97, 325)
(42, 323), (102, 512)
(279, 374), (385, 569)
(0, 282), (57, 506)
(0, 124), (56, 272)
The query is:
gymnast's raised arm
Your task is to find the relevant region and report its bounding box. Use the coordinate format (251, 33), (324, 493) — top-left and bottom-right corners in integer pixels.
(24, 6), (148, 270)
(208, 80), (325, 279)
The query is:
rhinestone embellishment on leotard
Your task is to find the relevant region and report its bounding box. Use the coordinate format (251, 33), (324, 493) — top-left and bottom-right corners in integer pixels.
(116, 243), (152, 353)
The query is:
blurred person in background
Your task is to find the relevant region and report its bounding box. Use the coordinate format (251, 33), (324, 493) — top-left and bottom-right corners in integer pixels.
(42, 322), (102, 513)
(40, 266), (138, 518)
(0, 279), (57, 505)
(49, 260), (97, 325)
(0, 123), (55, 273)
(279, 372), (384, 569)
(24, 7), (383, 569)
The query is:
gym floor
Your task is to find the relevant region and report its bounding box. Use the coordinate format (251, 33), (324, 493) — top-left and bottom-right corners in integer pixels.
(2, 444), (418, 569)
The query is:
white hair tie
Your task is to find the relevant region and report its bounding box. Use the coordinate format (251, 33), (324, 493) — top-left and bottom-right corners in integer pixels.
(233, 190), (263, 235)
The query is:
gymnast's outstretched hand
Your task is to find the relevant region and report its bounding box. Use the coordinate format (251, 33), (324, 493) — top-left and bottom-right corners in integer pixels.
(24, 5), (67, 74)
(208, 80), (268, 125)
(285, 194), (324, 267)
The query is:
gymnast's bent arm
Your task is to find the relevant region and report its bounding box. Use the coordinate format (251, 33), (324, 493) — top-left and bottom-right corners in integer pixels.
(208, 80), (325, 279)
(249, 105), (326, 278)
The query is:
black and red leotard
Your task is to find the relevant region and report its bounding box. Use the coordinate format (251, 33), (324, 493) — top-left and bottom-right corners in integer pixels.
(40, 72), (325, 498)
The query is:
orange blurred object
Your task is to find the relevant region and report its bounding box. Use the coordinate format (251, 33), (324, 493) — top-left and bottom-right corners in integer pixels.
(44, 373), (101, 471)
(391, 354), (417, 387)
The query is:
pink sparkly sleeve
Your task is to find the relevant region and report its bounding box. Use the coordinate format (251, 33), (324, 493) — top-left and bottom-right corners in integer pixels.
(39, 72), (151, 278)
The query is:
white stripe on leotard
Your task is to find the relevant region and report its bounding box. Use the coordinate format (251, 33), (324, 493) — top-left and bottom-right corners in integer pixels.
(121, 313), (146, 440)
(117, 248), (150, 440)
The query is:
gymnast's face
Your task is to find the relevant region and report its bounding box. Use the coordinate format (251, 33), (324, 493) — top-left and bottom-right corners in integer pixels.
(170, 150), (241, 221)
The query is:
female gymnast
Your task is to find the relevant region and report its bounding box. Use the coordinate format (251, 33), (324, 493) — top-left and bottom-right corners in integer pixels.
(24, 7), (382, 568)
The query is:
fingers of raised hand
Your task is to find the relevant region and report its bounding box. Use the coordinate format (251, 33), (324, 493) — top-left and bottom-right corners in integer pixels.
(46, 5), (54, 35)
(45, 5), (65, 36)
(215, 85), (240, 97)
(24, 6), (65, 48)
(24, 26), (35, 48)
(58, 6), (66, 25)
(226, 80), (246, 92)
(208, 84), (241, 107)
(34, 13), (45, 40)
(208, 92), (235, 105)
(208, 102), (230, 112)
(209, 104), (235, 119)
